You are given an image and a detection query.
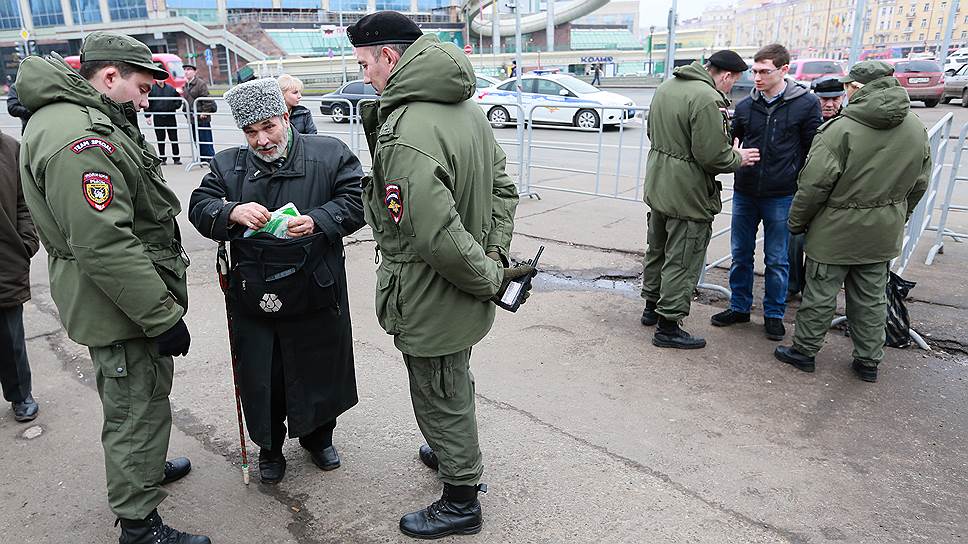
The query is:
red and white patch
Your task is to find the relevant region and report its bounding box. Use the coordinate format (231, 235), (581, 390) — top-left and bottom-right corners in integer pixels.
(70, 137), (116, 155)
(385, 182), (403, 224)
(82, 172), (113, 211)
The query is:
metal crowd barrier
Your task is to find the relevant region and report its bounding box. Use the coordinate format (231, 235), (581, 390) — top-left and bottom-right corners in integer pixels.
(893, 112), (953, 276)
(926, 117), (968, 265)
(475, 100), (530, 195)
(189, 97), (247, 171)
(138, 96), (192, 165)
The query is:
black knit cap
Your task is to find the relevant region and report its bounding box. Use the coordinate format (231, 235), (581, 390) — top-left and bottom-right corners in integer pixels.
(707, 50), (749, 72)
(346, 11), (423, 47)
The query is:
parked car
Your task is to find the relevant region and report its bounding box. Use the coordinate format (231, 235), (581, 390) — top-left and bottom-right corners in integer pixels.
(474, 73), (635, 129)
(885, 58), (944, 107)
(943, 62), (968, 106)
(476, 74), (503, 89)
(788, 58), (845, 84)
(63, 53), (187, 93)
(318, 79), (376, 123)
(727, 67), (755, 104)
(944, 51), (968, 73)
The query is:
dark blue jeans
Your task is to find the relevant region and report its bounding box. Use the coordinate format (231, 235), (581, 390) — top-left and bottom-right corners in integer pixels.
(728, 192), (793, 318)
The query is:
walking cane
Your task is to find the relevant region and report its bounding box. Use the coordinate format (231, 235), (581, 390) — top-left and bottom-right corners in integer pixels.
(217, 242), (250, 485)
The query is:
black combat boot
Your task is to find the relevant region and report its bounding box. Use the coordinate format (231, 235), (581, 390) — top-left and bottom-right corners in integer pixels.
(851, 360), (878, 382)
(161, 457), (191, 485)
(640, 300), (659, 326)
(418, 444), (439, 471)
(652, 317), (706, 349)
(117, 510), (210, 544)
(773, 345), (816, 373)
(399, 483), (486, 539)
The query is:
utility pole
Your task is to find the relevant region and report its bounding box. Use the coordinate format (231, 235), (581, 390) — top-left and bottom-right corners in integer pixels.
(847, 0), (867, 67)
(546, 0), (555, 52)
(664, 0), (677, 80)
(939, 0), (959, 65)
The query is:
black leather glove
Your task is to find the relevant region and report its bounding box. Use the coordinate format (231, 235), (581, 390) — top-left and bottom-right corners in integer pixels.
(155, 318), (191, 357)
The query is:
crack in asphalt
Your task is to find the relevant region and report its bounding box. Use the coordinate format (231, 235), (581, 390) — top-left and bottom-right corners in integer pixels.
(473, 392), (807, 544)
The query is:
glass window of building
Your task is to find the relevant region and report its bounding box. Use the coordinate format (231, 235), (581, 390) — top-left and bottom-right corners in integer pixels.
(72, 0), (102, 24)
(30, 0), (65, 27)
(330, 0), (368, 11)
(108, 0), (147, 20)
(225, 0), (272, 7)
(376, 0), (408, 10)
(0, 0), (22, 30)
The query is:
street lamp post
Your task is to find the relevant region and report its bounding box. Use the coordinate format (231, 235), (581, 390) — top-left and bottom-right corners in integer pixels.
(648, 25), (655, 74)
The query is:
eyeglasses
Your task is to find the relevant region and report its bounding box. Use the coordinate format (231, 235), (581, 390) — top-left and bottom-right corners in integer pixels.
(751, 68), (781, 76)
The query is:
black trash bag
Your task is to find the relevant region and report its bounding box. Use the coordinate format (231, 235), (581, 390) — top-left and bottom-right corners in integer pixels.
(885, 272), (917, 349)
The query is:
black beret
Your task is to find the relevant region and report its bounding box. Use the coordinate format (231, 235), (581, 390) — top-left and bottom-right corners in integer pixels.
(707, 50), (748, 72)
(811, 75), (845, 97)
(347, 11), (423, 47)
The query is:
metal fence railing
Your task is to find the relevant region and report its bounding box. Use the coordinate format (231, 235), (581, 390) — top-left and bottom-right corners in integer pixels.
(926, 117), (968, 265)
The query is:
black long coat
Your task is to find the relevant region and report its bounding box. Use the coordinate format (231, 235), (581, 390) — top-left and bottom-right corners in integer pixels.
(146, 82), (182, 127)
(188, 131), (365, 446)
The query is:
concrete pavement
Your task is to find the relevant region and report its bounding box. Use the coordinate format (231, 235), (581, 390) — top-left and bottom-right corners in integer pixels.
(2, 159), (966, 543)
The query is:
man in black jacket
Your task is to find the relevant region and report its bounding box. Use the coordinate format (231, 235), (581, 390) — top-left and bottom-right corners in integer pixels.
(188, 79), (365, 485)
(6, 84), (32, 133)
(711, 43), (822, 340)
(145, 79), (183, 164)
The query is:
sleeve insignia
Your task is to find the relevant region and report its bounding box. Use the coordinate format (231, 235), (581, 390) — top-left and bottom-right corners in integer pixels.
(82, 172), (113, 211)
(385, 182), (403, 224)
(70, 137), (116, 155)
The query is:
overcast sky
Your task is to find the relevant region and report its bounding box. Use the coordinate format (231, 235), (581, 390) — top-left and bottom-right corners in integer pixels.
(640, 0), (719, 30)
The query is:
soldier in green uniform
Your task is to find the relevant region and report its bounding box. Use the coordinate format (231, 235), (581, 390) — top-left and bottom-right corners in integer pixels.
(640, 50), (760, 349)
(17, 32), (209, 544)
(349, 11), (532, 540)
(774, 61), (931, 383)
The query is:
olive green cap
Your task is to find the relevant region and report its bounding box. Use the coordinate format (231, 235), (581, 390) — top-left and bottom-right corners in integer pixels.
(80, 31), (169, 80)
(840, 60), (895, 84)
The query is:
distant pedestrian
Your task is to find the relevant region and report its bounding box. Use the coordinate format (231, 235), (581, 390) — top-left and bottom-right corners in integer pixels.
(183, 63), (216, 162)
(711, 43), (821, 341)
(591, 63), (602, 85)
(640, 50), (760, 349)
(6, 83), (31, 134)
(278, 74), (317, 135)
(775, 61), (931, 383)
(0, 130), (39, 423)
(509, 59), (517, 77)
(145, 78), (183, 164)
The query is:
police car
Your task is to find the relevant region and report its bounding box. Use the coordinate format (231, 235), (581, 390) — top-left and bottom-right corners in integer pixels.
(474, 71), (636, 129)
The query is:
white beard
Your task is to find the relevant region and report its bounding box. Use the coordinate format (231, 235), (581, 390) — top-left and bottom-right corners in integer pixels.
(253, 144), (286, 163)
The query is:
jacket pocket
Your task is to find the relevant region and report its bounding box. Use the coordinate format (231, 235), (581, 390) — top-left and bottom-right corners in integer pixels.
(90, 344), (130, 432)
(375, 263), (402, 335)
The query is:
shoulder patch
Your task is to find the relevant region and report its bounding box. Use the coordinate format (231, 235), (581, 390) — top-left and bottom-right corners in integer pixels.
(70, 137), (116, 155)
(385, 181), (403, 224)
(82, 172), (113, 211)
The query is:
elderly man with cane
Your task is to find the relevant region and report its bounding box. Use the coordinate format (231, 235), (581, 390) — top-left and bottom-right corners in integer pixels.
(189, 78), (365, 484)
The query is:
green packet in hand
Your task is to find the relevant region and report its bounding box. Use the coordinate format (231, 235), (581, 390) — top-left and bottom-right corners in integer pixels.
(243, 202), (300, 239)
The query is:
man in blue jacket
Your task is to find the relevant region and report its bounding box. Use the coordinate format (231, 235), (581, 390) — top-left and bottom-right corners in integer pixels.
(711, 43), (821, 340)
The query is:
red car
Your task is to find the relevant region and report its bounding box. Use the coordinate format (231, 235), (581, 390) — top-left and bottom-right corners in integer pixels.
(884, 58), (944, 108)
(788, 58), (845, 84)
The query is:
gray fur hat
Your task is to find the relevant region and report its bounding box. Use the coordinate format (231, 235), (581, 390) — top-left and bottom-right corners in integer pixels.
(224, 78), (288, 128)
